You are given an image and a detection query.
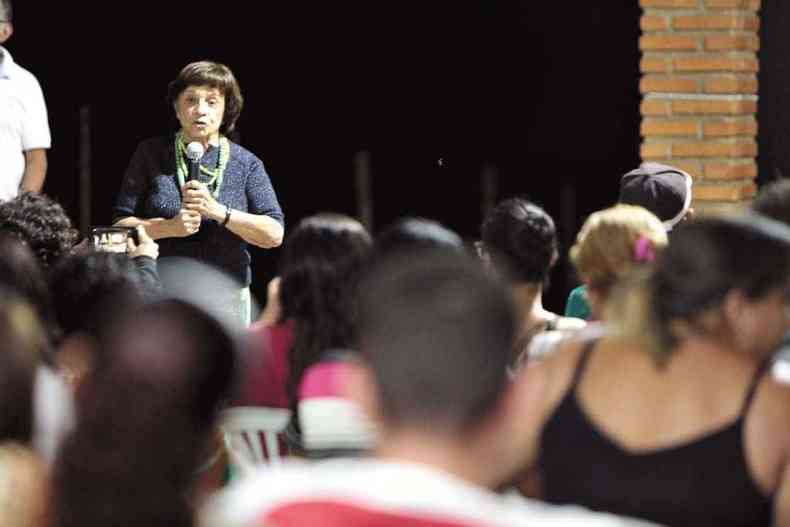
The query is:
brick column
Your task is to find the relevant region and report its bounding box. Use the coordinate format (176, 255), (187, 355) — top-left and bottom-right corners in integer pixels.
(639, 0), (760, 211)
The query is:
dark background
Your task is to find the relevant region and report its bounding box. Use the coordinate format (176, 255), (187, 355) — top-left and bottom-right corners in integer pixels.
(12, 1), (783, 311)
(757, 0), (790, 185)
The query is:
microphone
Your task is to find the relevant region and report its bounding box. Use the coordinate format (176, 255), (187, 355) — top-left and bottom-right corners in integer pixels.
(185, 142), (205, 182)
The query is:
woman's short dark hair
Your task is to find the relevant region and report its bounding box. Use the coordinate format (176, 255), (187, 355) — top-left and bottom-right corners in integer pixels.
(480, 197), (557, 284)
(167, 61), (244, 135)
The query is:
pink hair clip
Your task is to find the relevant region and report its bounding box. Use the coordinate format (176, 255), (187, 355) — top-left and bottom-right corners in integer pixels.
(634, 234), (656, 263)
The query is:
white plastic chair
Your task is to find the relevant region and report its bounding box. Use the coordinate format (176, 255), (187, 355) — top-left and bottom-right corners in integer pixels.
(220, 406), (291, 477)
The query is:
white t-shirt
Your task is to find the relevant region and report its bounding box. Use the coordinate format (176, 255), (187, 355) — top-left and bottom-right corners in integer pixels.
(199, 459), (657, 527)
(0, 46), (50, 201)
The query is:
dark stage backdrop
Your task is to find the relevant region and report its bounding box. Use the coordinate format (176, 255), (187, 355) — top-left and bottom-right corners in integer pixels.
(758, 0), (790, 185)
(12, 1), (642, 312)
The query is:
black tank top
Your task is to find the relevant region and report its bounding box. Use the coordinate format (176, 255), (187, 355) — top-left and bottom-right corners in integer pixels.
(538, 339), (773, 527)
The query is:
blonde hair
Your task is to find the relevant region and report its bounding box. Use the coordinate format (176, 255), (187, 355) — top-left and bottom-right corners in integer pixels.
(570, 204), (667, 296)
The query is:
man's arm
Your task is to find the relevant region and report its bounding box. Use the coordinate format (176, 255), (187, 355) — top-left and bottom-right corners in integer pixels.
(20, 149), (47, 193)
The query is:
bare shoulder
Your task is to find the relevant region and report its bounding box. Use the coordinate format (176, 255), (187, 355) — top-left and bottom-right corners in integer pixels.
(741, 366), (790, 494)
(753, 367), (790, 434)
(526, 334), (592, 420)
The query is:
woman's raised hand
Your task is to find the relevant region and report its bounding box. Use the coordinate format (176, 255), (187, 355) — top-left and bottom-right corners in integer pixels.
(170, 208), (202, 237)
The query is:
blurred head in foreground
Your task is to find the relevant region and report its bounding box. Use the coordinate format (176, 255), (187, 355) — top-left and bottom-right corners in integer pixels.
(52, 299), (238, 527)
(351, 249), (545, 486)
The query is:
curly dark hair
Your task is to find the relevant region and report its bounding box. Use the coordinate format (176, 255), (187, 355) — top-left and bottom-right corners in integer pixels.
(167, 61), (244, 135)
(480, 197), (558, 284)
(279, 214), (372, 437)
(0, 193), (80, 268)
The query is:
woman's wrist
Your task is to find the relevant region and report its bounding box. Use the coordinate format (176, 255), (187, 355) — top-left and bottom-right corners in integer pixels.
(207, 202), (226, 223)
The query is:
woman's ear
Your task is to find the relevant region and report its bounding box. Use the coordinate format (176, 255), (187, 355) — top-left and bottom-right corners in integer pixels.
(721, 288), (747, 331)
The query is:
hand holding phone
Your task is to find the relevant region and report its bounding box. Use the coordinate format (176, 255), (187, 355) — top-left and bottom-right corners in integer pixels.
(91, 226), (136, 253)
(127, 226), (159, 260)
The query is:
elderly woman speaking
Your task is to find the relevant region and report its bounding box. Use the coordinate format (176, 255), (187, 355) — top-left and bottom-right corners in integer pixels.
(114, 61), (284, 325)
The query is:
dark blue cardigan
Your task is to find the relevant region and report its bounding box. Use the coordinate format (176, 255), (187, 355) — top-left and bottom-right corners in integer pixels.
(114, 135), (284, 286)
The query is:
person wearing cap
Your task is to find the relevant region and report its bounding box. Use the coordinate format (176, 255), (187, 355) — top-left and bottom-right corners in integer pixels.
(114, 61), (284, 326)
(0, 0), (51, 201)
(564, 162), (694, 320)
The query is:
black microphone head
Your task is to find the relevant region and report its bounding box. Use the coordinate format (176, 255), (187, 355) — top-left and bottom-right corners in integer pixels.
(186, 142), (205, 162)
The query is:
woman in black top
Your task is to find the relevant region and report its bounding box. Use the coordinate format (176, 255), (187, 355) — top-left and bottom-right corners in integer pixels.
(114, 61), (284, 325)
(518, 215), (790, 527)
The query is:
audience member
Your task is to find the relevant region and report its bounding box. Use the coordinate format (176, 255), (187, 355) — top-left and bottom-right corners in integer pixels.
(518, 215), (790, 526)
(52, 299), (239, 527)
(0, 292), (50, 526)
(48, 243), (161, 390)
(479, 198), (584, 366)
(0, 192), (80, 268)
(0, 235), (73, 462)
(0, 0), (50, 200)
(240, 213), (373, 458)
(565, 162), (693, 320)
(752, 178), (790, 375)
(568, 204), (667, 322)
(523, 204), (668, 364)
(201, 249), (650, 527)
(0, 233), (53, 343)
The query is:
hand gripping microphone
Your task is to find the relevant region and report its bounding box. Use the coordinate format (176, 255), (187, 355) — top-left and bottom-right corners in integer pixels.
(186, 142), (205, 182)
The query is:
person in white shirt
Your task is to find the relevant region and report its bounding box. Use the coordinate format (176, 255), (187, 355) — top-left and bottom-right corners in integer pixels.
(0, 0), (50, 201)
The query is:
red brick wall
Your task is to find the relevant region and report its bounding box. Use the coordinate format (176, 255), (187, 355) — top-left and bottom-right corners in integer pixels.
(639, 0), (761, 209)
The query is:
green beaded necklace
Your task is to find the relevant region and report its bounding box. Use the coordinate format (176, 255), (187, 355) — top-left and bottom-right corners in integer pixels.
(175, 131), (230, 198)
